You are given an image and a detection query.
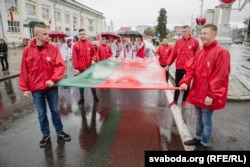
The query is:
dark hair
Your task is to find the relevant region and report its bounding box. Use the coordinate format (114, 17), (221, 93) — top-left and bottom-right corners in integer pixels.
(78, 28), (85, 32)
(35, 22), (47, 28)
(203, 24), (217, 33)
(74, 35), (79, 41)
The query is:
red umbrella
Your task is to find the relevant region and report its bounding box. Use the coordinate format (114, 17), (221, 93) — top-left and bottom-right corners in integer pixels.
(23, 37), (31, 40)
(101, 32), (120, 40)
(49, 30), (67, 37)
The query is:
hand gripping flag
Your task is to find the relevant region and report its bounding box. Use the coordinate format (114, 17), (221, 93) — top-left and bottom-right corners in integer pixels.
(55, 57), (178, 90)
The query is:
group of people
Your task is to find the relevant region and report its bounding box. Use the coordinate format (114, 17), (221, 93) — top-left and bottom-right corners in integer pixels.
(115, 36), (146, 59)
(156, 24), (230, 151)
(18, 22), (230, 152)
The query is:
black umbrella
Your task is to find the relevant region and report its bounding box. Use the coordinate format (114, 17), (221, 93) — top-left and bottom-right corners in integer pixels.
(123, 30), (142, 37)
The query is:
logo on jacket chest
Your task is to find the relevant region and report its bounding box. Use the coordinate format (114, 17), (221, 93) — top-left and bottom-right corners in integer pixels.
(46, 56), (51, 62)
(207, 62), (210, 67)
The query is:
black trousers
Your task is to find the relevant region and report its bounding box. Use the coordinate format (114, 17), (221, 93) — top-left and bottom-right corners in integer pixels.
(161, 65), (169, 82)
(0, 56), (9, 71)
(173, 69), (190, 102)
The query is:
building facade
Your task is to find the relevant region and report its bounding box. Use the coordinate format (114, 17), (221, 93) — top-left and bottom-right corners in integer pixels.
(0, 0), (105, 45)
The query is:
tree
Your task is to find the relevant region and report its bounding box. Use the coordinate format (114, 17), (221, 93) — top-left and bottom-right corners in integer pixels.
(144, 27), (156, 36)
(156, 8), (167, 40)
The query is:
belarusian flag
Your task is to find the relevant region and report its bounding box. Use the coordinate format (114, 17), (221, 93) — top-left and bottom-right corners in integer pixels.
(55, 57), (177, 90)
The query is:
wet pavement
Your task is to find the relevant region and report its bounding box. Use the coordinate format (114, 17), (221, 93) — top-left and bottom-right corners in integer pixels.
(0, 44), (250, 166)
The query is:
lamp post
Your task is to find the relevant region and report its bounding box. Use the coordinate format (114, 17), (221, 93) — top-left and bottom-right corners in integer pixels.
(200, 0), (204, 18)
(216, 0), (236, 48)
(53, 0), (58, 30)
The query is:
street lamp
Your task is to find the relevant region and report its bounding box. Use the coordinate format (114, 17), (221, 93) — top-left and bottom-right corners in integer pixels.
(53, 0), (58, 30)
(216, 0), (237, 48)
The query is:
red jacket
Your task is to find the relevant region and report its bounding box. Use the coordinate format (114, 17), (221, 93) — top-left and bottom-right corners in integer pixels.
(167, 36), (199, 69)
(19, 39), (65, 91)
(155, 44), (172, 65)
(179, 41), (231, 110)
(97, 44), (112, 61)
(72, 39), (97, 71)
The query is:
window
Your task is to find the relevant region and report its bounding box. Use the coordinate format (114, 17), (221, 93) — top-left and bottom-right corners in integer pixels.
(55, 11), (61, 21)
(5, 0), (17, 11)
(80, 18), (84, 25)
(8, 21), (20, 33)
(26, 3), (35, 16)
(73, 16), (77, 24)
(65, 14), (70, 23)
(55, 26), (61, 30)
(42, 8), (49, 18)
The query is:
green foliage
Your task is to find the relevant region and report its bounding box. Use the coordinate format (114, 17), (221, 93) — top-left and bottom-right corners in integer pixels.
(156, 8), (168, 40)
(144, 27), (156, 36)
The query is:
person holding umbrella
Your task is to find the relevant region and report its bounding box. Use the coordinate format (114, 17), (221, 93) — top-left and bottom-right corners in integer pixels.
(136, 36), (145, 59)
(128, 36), (137, 59)
(107, 37), (117, 58)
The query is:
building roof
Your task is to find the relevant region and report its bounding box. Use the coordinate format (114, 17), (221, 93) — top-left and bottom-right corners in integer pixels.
(117, 27), (131, 32)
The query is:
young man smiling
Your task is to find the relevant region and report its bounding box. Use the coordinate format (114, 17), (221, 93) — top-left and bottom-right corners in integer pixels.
(179, 24), (231, 151)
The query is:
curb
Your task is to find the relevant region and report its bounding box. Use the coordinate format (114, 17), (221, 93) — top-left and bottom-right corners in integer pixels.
(0, 73), (20, 82)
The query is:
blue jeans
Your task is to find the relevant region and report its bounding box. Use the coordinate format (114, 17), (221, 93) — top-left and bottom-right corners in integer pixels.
(195, 106), (214, 146)
(32, 87), (63, 136)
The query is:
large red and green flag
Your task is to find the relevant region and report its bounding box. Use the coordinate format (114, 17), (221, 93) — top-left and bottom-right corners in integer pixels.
(55, 58), (178, 90)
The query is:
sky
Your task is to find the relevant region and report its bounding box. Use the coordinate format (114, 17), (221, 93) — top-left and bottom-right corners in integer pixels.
(76, 0), (250, 31)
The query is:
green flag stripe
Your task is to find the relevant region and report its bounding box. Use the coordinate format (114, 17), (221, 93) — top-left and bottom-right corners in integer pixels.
(85, 111), (121, 167)
(55, 59), (121, 88)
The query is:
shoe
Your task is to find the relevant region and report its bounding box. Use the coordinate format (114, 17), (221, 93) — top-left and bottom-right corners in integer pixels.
(194, 143), (208, 151)
(181, 101), (187, 108)
(78, 98), (85, 105)
(184, 138), (201, 146)
(168, 100), (177, 107)
(57, 132), (71, 142)
(40, 136), (51, 147)
(94, 97), (99, 102)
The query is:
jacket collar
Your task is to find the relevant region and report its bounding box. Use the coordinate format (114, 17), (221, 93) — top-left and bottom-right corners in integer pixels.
(203, 40), (217, 50)
(30, 38), (49, 48)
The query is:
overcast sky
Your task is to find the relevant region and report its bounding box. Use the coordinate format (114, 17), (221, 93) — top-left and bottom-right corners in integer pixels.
(76, 0), (250, 30)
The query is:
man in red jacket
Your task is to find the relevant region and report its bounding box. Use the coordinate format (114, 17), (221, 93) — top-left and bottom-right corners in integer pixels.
(72, 28), (98, 103)
(167, 25), (200, 108)
(155, 38), (172, 81)
(97, 38), (112, 61)
(19, 22), (71, 147)
(179, 24), (231, 151)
